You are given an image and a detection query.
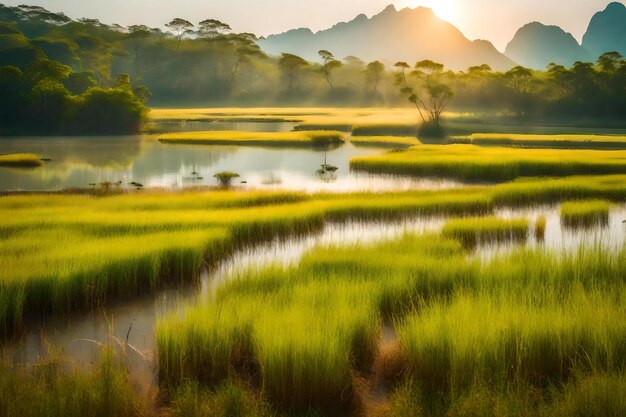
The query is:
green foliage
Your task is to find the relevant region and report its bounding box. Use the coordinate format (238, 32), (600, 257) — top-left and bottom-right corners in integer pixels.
(560, 200), (611, 228)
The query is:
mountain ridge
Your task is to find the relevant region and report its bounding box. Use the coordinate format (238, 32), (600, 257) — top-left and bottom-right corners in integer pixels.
(258, 4), (515, 71)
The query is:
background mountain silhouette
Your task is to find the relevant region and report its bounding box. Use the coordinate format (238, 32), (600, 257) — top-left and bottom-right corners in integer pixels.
(505, 23), (592, 70)
(582, 2), (626, 57)
(258, 5), (515, 71)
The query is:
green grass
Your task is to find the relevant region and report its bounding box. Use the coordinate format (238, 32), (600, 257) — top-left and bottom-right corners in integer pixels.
(157, 231), (626, 415)
(350, 136), (422, 148)
(157, 130), (345, 147)
(350, 145), (626, 182)
(535, 216), (547, 240)
(352, 123), (418, 137)
(441, 216), (529, 247)
(0, 153), (42, 168)
(560, 200), (611, 228)
(0, 349), (144, 417)
(3, 176), (626, 337)
(450, 133), (626, 149)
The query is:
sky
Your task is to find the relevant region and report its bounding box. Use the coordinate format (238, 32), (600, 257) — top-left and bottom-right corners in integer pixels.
(3, 0), (623, 51)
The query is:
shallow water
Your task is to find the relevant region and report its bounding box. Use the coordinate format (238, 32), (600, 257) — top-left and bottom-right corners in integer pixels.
(0, 136), (462, 192)
(6, 204), (625, 389)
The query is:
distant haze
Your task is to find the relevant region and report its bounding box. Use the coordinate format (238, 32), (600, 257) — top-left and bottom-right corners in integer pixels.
(2, 0), (624, 50)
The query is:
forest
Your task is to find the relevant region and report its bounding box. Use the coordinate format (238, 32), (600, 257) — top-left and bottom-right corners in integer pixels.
(1, 3), (625, 136)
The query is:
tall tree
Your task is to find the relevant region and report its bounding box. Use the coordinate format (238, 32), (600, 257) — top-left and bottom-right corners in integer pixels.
(166, 18), (194, 49)
(198, 19), (231, 48)
(318, 50), (342, 89)
(365, 60), (385, 94)
(126, 25), (151, 77)
(279, 53), (308, 93)
(228, 33), (266, 87)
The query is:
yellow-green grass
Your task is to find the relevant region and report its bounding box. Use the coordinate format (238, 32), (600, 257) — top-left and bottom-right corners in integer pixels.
(157, 231), (626, 415)
(350, 144), (626, 182)
(352, 123), (417, 137)
(150, 107), (426, 127)
(450, 133), (626, 149)
(535, 215), (547, 240)
(0, 153), (42, 168)
(3, 175), (626, 337)
(560, 200), (611, 228)
(350, 136), (422, 148)
(0, 349), (145, 417)
(157, 130), (345, 147)
(441, 217), (529, 247)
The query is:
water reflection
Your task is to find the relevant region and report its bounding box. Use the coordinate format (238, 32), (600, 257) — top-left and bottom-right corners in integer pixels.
(0, 136), (464, 192)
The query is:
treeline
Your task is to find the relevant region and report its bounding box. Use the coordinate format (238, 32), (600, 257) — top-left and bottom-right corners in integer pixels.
(1, 3), (626, 125)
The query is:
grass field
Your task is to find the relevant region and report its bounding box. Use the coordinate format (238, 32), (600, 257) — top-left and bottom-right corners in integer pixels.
(441, 216), (529, 247)
(0, 153), (42, 168)
(350, 144), (626, 182)
(450, 133), (626, 149)
(157, 130), (345, 146)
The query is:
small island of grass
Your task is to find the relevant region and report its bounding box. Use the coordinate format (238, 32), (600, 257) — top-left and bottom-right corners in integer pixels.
(157, 130), (345, 147)
(0, 153), (43, 168)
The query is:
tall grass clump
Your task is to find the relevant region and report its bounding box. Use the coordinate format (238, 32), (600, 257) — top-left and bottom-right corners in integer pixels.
(560, 200), (611, 228)
(0, 153), (42, 168)
(441, 217), (529, 247)
(534, 216), (546, 240)
(350, 145), (626, 182)
(0, 349), (144, 417)
(397, 293), (626, 395)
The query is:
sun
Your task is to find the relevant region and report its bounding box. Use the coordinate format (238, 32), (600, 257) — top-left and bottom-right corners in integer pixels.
(403, 0), (459, 22)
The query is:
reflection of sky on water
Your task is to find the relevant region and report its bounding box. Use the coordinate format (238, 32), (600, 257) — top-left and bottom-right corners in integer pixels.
(0, 136), (465, 192)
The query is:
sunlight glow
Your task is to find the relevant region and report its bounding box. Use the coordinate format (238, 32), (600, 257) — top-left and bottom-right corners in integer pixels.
(403, 0), (459, 22)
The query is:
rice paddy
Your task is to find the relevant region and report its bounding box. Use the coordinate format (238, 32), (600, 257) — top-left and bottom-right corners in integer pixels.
(157, 130), (345, 146)
(350, 144), (626, 182)
(0, 153), (42, 168)
(450, 133), (626, 149)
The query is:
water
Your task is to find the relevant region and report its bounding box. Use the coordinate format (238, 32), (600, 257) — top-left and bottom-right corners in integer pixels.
(0, 135), (462, 192)
(5, 204), (625, 389)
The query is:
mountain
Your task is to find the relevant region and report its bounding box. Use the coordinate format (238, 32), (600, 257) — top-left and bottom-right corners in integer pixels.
(258, 5), (515, 71)
(504, 22), (592, 70)
(582, 2), (626, 57)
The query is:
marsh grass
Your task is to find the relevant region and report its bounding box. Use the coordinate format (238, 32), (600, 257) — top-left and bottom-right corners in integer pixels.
(535, 216), (546, 240)
(450, 133), (626, 149)
(441, 217), (529, 247)
(157, 130), (345, 147)
(4, 175), (626, 337)
(560, 200), (611, 228)
(0, 153), (42, 168)
(352, 124), (417, 137)
(0, 348), (144, 417)
(350, 136), (421, 148)
(350, 145), (626, 182)
(157, 226), (626, 415)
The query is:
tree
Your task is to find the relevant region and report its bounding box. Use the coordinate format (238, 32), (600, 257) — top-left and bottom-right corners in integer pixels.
(227, 33), (266, 87)
(597, 51), (623, 74)
(344, 56), (364, 67)
(365, 61), (384, 93)
(278, 53), (308, 93)
(63, 71), (97, 95)
(504, 66), (534, 94)
(318, 50), (342, 89)
(395, 60), (453, 134)
(166, 18), (194, 49)
(198, 19), (231, 47)
(126, 25), (151, 77)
